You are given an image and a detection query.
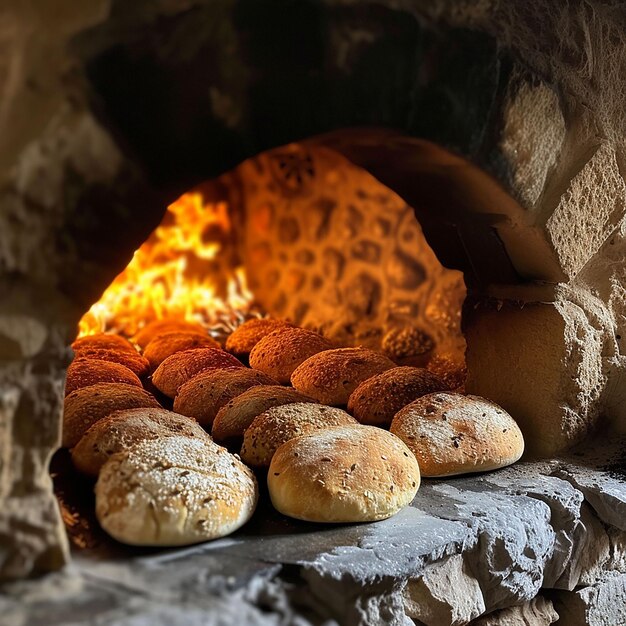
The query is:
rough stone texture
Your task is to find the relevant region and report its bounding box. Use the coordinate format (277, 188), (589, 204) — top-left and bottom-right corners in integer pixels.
(2, 444), (625, 624)
(470, 596), (558, 626)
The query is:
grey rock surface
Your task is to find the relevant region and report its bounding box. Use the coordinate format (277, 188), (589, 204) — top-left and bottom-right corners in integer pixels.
(3, 444), (626, 626)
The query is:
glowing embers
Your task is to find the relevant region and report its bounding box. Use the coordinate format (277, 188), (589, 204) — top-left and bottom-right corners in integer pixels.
(78, 192), (255, 339)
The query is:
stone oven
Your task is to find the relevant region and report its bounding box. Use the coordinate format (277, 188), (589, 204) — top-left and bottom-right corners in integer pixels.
(1, 1), (626, 625)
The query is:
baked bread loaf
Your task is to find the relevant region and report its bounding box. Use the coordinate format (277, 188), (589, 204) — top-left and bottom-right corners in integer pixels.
(72, 333), (137, 353)
(72, 348), (150, 378)
(290, 347), (395, 405)
(225, 318), (293, 359)
(173, 368), (277, 427)
(143, 331), (221, 370)
(151, 348), (243, 398)
(390, 392), (524, 476)
(427, 353), (467, 391)
(347, 366), (449, 426)
(212, 386), (316, 444)
(132, 318), (207, 349)
(95, 436), (258, 546)
(62, 382), (161, 448)
(240, 402), (356, 468)
(249, 327), (332, 383)
(72, 407), (210, 477)
(268, 425), (420, 523)
(65, 358), (142, 396)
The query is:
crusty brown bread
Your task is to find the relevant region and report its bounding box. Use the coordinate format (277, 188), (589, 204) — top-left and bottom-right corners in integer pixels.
(71, 407), (210, 477)
(249, 327), (333, 384)
(72, 348), (150, 378)
(62, 382), (161, 448)
(173, 368), (277, 427)
(290, 347), (396, 406)
(426, 353), (467, 391)
(71, 333), (137, 353)
(133, 318), (207, 349)
(240, 402), (356, 468)
(143, 331), (221, 370)
(95, 436), (258, 546)
(212, 385), (316, 444)
(347, 366), (449, 426)
(268, 425), (420, 523)
(390, 392), (524, 477)
(225, 318), (293, 358)
(151, 348), (244, 398)
(65, 358), (142, 396)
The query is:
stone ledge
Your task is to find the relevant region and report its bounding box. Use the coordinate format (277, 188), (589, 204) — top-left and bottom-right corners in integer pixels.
(2, 438), (625, 626)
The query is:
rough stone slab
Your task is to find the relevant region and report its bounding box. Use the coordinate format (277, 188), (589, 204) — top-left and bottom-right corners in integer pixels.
(470, 596), (558, 625)
(3, 449), (626, 625)
(552, 572), (626, 626)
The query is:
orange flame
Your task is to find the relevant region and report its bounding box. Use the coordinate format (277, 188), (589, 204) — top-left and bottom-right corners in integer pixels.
(77, 192), (254, 338)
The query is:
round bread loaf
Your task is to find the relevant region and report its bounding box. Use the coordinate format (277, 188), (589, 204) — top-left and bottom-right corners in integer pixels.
(347, 366), (449, 426)
(63, 382), (161, 448)
(151, 348), (243, 398)
(290, 347), (396, 406)
(72, 333), (137, 353)
(225, 318), (293, 358)
(143, 331), (221, 370)
(173, 368), (277, 427)
(95, 436), (258, 546)
(133, 318), (207, 349)
(381, 325), (435, 366)
(212, 385), (316, 444)
(65, 358), (142, 396)
(240, 402), (357, 468)
(72, 348), (150, 378)
(427, 354), (467, 391)
(390, 392), (524, 476)
(249, 328), (333, 384)
(72, 407), (211, 477)
(268, 425), (420, 523)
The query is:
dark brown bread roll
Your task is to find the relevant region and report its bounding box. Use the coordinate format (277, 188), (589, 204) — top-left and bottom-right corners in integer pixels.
(212, 385), (316, 444)
(72, 333), (137, 353)
(133, 319), (207, 349)
(151, 348), (244, 398)
(173, 368), (277, 427)
(143, 331), (221, 370)
(290, 347), (396, 406)
(62, 382), (161, 448)
(347, 366), (449, 426)
(65, 358), (142, 396)
(249, 327), (333, 384)
(72, 348), (150, 378)
(225, 318), (293, 359)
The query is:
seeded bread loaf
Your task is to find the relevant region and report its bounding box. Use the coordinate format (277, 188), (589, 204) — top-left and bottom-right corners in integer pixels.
(65, 358), (142, 396)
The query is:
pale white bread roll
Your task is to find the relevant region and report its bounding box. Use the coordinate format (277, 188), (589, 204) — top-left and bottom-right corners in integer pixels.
(290, 347), (396, 405)
(268, 425), (420, 523)
(212, 385), (316, 444)
(71, 407), (211, 477)
(95, 436), (258, 546)
(390, 392), (524, 477)
(249, 327), (332, 384)
(240, 402), (357, 468)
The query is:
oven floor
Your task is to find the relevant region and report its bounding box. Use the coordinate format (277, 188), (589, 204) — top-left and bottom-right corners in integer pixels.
(3, 436), (626, 626)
